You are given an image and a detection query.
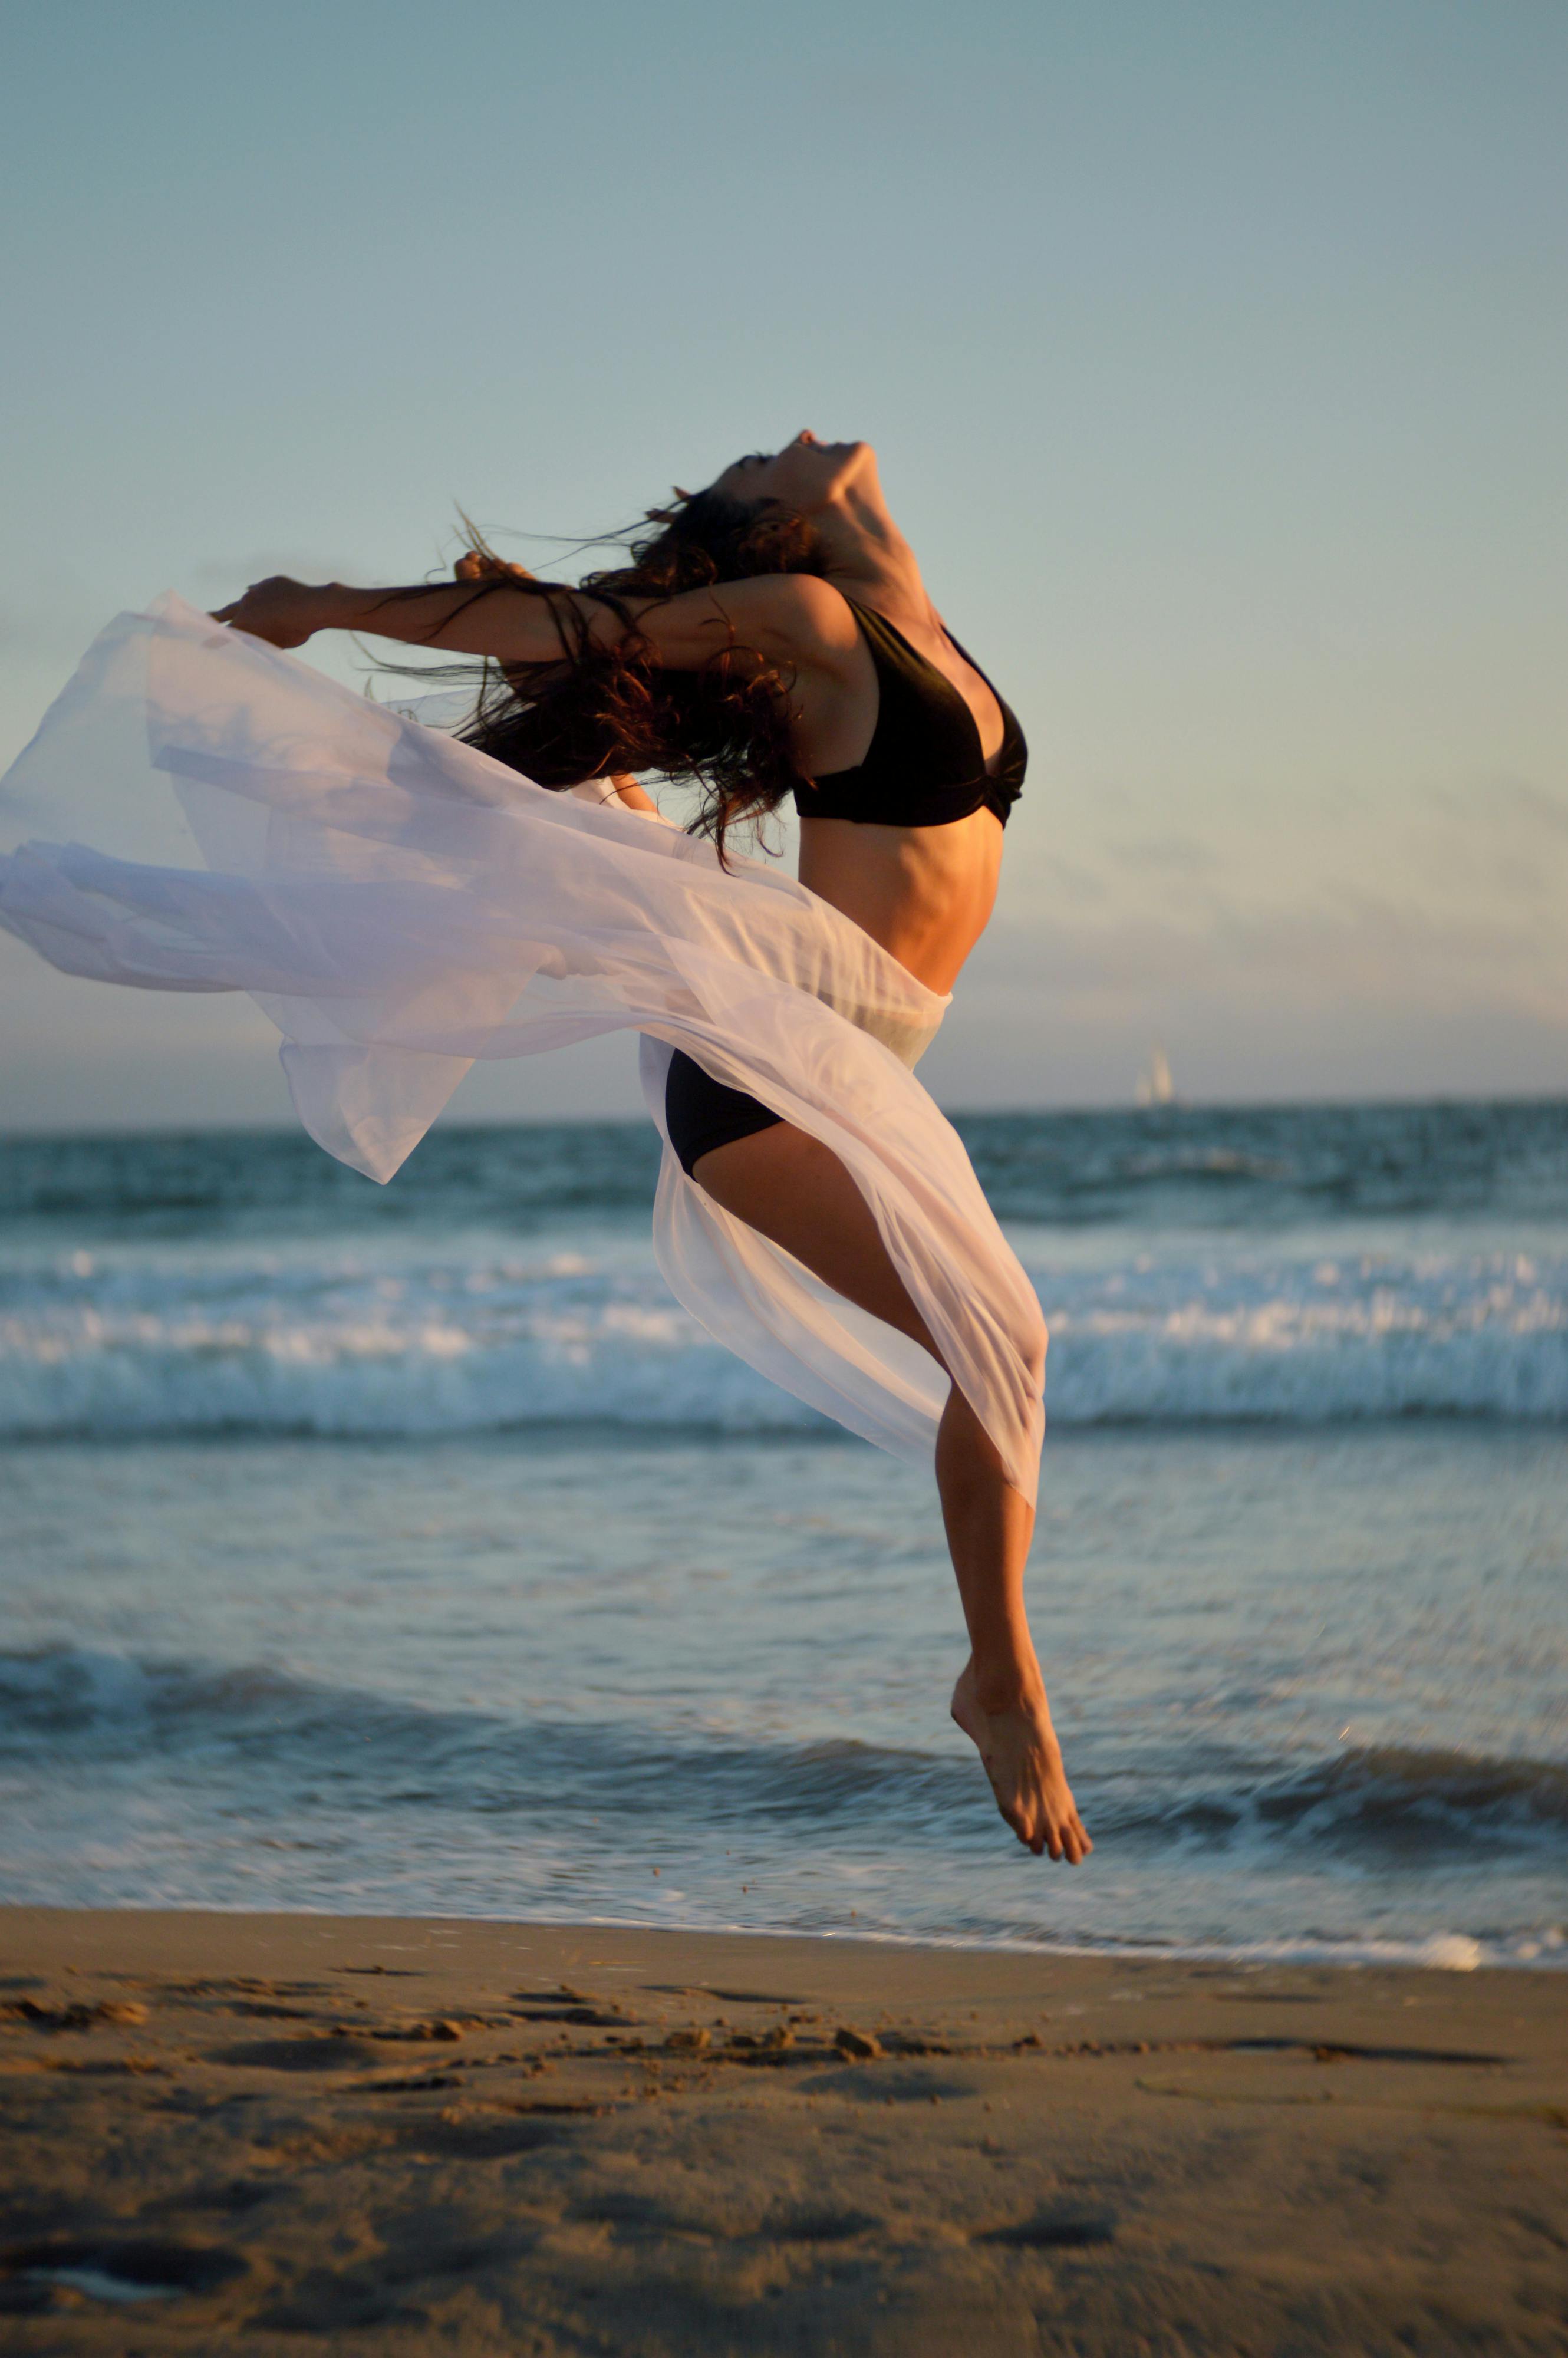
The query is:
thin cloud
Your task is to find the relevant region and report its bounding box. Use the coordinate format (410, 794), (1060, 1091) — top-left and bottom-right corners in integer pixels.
(1428, 776), (1568, 842)
(1107, 835), (1221, 875)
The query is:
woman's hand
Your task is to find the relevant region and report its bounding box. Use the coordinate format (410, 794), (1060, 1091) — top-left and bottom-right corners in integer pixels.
(211, 556), (528, 649)
(454, 549), (535, 586)
(210, 576), (332, 648)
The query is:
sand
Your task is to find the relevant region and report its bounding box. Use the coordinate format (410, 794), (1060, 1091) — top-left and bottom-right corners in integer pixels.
(0, 1909), (1564, 2354)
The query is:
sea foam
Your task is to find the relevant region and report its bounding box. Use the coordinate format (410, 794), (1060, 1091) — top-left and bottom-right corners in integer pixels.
(1, 1237), (1562, 1437)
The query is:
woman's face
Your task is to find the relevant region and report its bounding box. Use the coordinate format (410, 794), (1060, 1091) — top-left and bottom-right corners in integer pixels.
(711, 430), (872, 514)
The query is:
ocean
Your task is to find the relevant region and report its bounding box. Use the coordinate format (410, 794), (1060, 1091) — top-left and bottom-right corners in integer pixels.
(2, 1098), (1564, 1969)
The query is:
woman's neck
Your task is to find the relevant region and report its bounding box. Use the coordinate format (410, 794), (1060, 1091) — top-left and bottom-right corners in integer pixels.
(809, 476), (934, 631)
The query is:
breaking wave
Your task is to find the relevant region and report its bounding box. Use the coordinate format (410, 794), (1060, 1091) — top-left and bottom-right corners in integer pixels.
(5, 1645), (1564, 1865)
(1, 1237), (1563, 1437)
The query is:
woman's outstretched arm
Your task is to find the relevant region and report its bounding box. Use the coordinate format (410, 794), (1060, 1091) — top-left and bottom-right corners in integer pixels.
(211, 567), (852, 677)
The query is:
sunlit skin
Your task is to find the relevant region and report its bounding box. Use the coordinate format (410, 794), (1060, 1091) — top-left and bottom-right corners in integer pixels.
(213, 434), (1091, 1865)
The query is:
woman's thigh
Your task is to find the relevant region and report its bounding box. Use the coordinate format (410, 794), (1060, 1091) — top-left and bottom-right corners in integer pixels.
(691, 1122), (944, 1368)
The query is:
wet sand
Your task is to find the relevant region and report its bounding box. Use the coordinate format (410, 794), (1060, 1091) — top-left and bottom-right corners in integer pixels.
(1, 1909), (1564, 2354)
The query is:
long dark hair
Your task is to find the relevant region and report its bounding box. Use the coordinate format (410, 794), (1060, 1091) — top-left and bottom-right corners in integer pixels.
(374, 490), (831, 860)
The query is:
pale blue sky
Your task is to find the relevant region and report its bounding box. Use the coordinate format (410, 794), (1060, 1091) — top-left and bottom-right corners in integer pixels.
(2, 0), (1563, 1128)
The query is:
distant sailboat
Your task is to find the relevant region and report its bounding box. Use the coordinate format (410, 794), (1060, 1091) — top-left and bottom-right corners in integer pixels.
(1135, 1044), (1175, 1108)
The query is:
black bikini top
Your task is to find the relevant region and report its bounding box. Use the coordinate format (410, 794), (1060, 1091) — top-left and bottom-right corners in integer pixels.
(793, 597), (1027, 829)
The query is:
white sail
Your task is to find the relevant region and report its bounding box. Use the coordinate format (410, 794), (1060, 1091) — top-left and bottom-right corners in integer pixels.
(1135, 1044), (1175, 1107)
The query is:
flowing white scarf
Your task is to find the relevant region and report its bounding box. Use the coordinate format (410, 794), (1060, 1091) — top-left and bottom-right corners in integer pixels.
(0, 593), (1046, 1499)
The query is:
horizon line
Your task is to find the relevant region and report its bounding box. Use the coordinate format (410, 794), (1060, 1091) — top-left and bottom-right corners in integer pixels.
(2, 1083), (1566, 1151)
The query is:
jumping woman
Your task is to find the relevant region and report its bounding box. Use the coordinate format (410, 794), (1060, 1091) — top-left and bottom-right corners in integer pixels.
(0, 431), (1090, 1866)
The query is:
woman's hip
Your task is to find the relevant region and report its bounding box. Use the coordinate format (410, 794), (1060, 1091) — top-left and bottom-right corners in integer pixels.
(663, 1048), (783, 1179)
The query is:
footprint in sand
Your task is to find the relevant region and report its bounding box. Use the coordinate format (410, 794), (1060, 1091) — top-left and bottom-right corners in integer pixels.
(206, 2036), (379, 2072)
(0, 2237), (246, 2314)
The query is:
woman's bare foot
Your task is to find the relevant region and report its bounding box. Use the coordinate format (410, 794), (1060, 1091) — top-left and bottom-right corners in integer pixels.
(951, 1661), (1092, 1862)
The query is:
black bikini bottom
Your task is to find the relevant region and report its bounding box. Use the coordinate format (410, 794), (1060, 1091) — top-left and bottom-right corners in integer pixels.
(664, 1048), (783, 1178)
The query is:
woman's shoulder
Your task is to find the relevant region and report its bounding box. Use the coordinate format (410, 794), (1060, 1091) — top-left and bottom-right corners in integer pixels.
(627, 571), (864, 676)
(703, 570), (858, 638)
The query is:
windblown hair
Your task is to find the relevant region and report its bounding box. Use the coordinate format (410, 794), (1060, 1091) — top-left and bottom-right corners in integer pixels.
(374, 491), (831, 861)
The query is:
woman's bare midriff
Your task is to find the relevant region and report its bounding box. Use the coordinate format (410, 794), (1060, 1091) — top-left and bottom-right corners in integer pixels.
(796, 805), (1005, 996)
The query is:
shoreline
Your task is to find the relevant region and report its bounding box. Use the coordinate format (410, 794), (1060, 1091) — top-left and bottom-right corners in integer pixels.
(2, 1906), (1565, 2352)
(4, 1898), (1562, 1977)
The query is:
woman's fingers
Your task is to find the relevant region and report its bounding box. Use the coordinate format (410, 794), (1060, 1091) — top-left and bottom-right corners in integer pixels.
(202, 577), (318, 650)
(453, 551), (539, 584)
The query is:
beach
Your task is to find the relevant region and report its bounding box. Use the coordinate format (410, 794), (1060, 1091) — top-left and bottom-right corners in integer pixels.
(2, 1906), (1566, 2352)
(2, 1102), (1565, 2349)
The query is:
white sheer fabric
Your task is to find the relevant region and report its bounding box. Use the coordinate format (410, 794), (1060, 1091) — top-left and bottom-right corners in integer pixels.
(0, 592), (1046, 1499)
